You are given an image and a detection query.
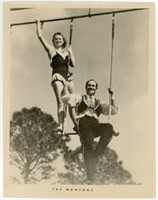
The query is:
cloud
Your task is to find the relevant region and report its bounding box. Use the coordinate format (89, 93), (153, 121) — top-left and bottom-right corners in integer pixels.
(130, 94), (149, 133)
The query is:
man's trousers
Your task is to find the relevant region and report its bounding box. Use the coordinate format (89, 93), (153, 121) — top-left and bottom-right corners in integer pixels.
(78, 116), (113, 180)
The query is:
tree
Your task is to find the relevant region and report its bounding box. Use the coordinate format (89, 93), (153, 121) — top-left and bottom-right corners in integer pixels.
(58, 145), (136, 185)
(10, 107), (70, 184)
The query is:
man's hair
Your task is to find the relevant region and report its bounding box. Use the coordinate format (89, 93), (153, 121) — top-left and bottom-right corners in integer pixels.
(85, 79), (98, 89)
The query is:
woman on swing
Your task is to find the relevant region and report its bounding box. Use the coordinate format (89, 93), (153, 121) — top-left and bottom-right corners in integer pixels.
(36, 20), (75, 133)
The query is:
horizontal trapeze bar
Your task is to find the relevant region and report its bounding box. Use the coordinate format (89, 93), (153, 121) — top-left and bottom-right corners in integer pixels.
(10, 8), (33, 11)
(10, 8), (147, 28)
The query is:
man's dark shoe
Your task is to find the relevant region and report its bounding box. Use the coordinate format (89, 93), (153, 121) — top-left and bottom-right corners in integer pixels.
(113, 130), (119, 136)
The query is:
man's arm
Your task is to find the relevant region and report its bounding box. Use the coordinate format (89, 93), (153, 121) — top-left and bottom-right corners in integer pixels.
(69, 106), (78, 127)
(100, 87), (119, 115)
(62, 93), (82, 129)
(109, 87), (119, 114)
(62, 94), (82, 107)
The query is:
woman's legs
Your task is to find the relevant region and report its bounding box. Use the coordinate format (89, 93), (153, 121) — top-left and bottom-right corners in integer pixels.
(59, 79), (77, 132)
(67, 81), (78, 128)
(52, 81), (64, 130)
(61, 80), (77, 128)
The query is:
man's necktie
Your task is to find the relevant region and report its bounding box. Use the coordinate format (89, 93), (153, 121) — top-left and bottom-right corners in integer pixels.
(89, 96), (94, 108)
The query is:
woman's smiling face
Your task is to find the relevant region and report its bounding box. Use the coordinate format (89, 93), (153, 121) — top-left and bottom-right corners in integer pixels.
(53, 34), (64, 49)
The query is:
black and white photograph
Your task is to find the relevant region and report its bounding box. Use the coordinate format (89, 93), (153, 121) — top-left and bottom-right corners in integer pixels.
(2, 1), (156, 199)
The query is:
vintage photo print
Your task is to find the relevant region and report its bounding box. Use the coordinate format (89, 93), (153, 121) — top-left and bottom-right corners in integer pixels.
(3, 1), (156, 199)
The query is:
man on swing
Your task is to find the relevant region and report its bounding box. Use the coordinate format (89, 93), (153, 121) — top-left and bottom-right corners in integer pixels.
(62, 79), (119, 183)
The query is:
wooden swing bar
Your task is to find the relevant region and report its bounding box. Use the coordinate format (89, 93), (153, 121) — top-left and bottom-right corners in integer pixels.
(10, 8), (146, 28)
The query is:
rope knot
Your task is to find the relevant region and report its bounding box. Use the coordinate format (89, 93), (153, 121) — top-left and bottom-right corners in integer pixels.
(88, 8), (91, 18)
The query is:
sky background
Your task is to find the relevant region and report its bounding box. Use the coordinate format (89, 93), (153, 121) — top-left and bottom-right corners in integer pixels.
(8, 4), (154, 184)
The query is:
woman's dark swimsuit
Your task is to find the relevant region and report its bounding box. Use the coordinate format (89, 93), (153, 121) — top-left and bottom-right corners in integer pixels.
(51, 53), (69, 81)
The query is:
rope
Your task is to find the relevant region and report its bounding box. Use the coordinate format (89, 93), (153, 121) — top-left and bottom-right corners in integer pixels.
(62, 19), (74, 135)
(88, 8), (92, 18)
(69, 18), (74, 45)
(108, 13), (115, 123)
(62, 105), (67, 135)
(110, 13), (115, 87)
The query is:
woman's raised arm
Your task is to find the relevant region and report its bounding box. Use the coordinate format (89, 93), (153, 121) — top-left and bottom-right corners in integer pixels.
(36, 20), (54, 59)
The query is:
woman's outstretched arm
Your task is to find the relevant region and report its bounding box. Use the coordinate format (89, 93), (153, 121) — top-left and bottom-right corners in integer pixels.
(36, 20), (54, 59)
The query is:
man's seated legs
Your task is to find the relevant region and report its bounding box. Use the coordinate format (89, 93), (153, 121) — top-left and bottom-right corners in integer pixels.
(94, 123), (113, 156)
(79, 117), (98, 180)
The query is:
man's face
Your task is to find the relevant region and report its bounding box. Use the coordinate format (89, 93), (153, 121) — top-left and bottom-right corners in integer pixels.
(86, 80), (97, 96)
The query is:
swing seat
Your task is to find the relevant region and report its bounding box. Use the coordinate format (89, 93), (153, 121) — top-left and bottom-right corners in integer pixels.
(62, 132), (78, 141)
(64, 132), (78, 136)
